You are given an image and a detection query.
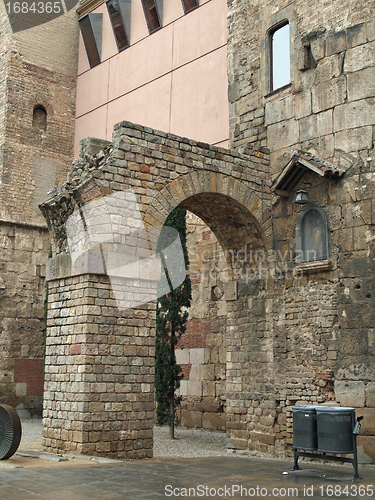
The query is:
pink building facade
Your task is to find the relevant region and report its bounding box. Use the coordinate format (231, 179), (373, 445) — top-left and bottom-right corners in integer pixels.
(75, 0), (229, 159)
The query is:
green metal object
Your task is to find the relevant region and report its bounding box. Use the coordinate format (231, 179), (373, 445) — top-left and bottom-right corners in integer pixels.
(0, 404), (22, 460)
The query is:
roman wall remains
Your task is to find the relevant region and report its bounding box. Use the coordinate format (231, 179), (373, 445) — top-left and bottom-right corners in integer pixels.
(227, 0), (375, 461)
(0, 4), (79, 414)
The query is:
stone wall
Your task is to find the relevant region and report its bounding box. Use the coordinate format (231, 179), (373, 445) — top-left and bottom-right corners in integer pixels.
(0, 5), (79, 413)
(0, 223), (50, 415)
(227, 0), (375, 461)
(43, 273), (155, 458)
(228, 2), (375, 175)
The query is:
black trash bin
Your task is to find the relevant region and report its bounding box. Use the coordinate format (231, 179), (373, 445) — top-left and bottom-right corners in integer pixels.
(292, 405), (318, 451)
(316, 406), (355, 454)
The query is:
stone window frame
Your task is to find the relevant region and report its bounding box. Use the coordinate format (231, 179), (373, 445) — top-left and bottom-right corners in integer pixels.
(269, 21), (290, 92)
(260, 5), (296, 97)
(295, 205), (332, 273)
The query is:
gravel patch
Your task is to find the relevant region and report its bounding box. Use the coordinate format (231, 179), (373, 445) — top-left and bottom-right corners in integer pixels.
(19, 419), (230, 457)
(19, 418), (43, 451)
(154, 426), (229, 458)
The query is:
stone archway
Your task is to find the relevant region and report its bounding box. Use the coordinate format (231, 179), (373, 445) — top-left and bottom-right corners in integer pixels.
(39, 121), (272, 458)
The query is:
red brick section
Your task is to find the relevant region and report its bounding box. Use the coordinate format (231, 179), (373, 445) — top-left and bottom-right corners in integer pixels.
(178, 320), (210, 349)
(14, 358), (44, 396)
(179, 364), (191, 380)
(202, 230), (212, 240)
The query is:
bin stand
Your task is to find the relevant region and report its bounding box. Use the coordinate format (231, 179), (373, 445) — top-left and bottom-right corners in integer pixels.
(293, 430), (360, 480)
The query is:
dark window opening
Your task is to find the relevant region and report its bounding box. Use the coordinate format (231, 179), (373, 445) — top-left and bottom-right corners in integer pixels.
(141, 0), (161, 33)
(181, 0), (198, 13)
(79, 13), (103, 68)
(33, 105), (47, 131)
(270, 22), (290, 91)
(107, 0), (130, 51)
(301, 208), (328, 262)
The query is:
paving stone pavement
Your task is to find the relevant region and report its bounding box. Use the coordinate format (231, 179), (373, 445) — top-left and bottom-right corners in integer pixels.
(0, 454), (374, 500)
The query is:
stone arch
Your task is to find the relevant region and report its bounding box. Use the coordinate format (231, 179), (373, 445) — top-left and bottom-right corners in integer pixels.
(145, 172), (270, 230)
(39, 124), (275, 459)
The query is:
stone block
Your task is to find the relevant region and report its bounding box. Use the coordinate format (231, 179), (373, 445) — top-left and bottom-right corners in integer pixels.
(357, 436), (375, 463)
(310, 36), (326, 62)
(202, 364), (215, 381)
(335, 380), (365, 407)
(315, 55), (341, 83)
(295, 91), (311, 119)
(365, 383), (375, 407)
(175, 348), (190, 365)
(202, 412), (226, 431)
(326, 30), (347, 56)
(16, 383), (27, 397)
(367, 19), (375, 41)
(333, 100), (375, 133)
(187, 381), (202, 396)
(189, 364), (202, 381)
(369, 330), (375, 355)
(344, 41), (375, 73)
(267, 119), (299, 150)
(227, 437), (247, 449)
(335, 127), (373, 153)
(179, 380), (188, 396)
(311, 77), (346, 113)
(346, 23), (366, 48)
(189, 348), (205, 365)
(265, 96), (294, 125)
(195, 398), (223, 413)
(203, 381), (216, 397)
(217, 300), (227, 316)
(299, 110), (333, 142)
(250, 431), (275, 445)
(181, 409), (202, 428)
(357, 408), (375, 436)
(224, 281), (237, 301)
(348, 67), (375, 101)
(80, 137), (112, 159)
(337, 364), (375, 383)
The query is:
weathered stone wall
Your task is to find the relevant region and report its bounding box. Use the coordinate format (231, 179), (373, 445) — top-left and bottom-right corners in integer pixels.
(227, 0), (375, 461)
(0, 223), (50, 415)
(0, 5), (79, 413)
(228, 3), (375, 174)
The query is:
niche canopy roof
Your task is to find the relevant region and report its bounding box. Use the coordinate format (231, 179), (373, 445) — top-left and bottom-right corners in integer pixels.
(271, 152), (345, 197)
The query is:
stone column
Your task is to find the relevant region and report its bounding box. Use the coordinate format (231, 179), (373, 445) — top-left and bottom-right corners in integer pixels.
(42, 253), (157, 459)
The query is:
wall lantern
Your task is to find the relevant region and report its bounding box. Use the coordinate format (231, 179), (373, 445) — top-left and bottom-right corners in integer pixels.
(294, 189), (309, 204)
